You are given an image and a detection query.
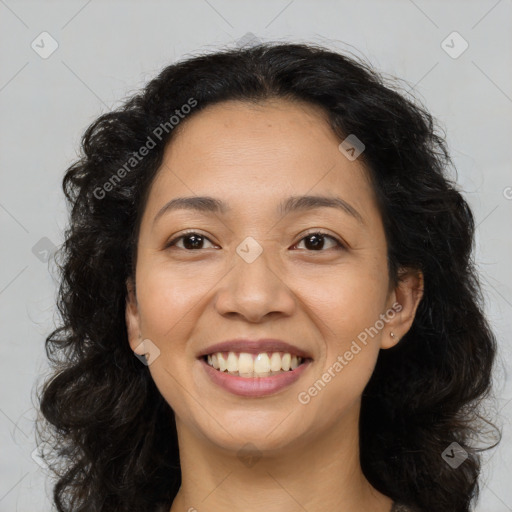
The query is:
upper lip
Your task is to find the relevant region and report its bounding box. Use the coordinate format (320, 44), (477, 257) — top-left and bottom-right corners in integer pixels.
(197, 339), (313, 360)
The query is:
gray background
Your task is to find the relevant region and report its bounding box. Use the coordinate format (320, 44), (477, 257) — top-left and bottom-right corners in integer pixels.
(1, 0), (511, 510)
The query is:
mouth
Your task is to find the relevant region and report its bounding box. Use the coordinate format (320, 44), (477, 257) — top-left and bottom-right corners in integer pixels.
(198, 350), (313, 398)
(201, 351), (313, 378)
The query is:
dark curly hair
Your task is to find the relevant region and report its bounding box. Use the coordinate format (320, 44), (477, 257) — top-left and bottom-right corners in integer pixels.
(36, 41), (500, 512)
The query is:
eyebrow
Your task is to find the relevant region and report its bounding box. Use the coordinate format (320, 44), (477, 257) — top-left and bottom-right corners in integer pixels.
(153, 194), (364, 225)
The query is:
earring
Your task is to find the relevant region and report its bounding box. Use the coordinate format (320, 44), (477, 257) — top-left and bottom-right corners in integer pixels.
(390, 332), (395, 338)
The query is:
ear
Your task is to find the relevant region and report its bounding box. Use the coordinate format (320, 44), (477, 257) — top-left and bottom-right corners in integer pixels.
(380, 268), (424, 349)
(125, 277), (145, 356)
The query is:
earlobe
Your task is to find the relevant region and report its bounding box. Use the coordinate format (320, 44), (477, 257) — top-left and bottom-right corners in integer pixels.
(381, 269), (424, 349)
(125, 277), (142, 353)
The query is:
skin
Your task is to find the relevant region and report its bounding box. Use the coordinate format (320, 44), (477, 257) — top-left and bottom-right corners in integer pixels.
(125, 99), (424, 512)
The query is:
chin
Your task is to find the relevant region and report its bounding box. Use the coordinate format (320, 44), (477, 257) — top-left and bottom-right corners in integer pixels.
(197, 414), (307, 454)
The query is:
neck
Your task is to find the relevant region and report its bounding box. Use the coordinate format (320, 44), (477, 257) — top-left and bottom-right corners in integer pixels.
(169, 401), (393, 512)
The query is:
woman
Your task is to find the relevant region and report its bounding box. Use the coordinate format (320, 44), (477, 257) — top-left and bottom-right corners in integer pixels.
(36, 42), (500, 512)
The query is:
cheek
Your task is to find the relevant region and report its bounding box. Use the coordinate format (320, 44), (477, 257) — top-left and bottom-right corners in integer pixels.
(134, 263), (201, 413)
(298, 277), (384, 422)
(302, 258), (388, 388)
(304, 260), (389, 336)
(135, 260), (212, 338)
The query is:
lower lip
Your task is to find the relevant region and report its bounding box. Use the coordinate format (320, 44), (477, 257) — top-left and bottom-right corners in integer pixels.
(199, 358), (312, 397)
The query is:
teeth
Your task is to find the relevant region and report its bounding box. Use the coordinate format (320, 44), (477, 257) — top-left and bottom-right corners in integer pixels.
(205, 351), (305, 377)
(238, 353), (253, 374)
(218, 353), (227, 372)
(227, 352), (238, 372)
(270, 352), (281, 372)
(254, 353), (271, 373)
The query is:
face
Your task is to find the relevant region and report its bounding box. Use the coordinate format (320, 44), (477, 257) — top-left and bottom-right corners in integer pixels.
(126, 99), (423, 455)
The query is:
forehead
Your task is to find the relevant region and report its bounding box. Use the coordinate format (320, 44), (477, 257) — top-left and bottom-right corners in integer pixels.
(143, 99), (379, 226)
(169, 98), (339, 164)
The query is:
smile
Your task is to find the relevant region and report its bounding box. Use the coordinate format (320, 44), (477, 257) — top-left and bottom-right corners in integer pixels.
(200, 351), (313, 397)
(204, 351), (307, 377)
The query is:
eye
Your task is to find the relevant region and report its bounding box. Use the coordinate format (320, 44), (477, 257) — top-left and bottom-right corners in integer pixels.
(166, 231), (217, 251)
(293, 231), (346, 251)
(165, 230), (346, 252)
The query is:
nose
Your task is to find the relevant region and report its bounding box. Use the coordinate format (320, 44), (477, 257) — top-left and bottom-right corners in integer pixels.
(213, 243), (297, 323)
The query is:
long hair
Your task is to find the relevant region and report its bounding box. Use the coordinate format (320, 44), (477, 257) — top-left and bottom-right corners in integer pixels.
(36, 42), (500, 512)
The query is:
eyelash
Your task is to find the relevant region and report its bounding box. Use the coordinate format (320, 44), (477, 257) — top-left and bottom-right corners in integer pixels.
(165, 229), (346, 252)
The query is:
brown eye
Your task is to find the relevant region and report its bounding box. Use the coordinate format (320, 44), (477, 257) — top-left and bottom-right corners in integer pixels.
(165, 230), (346, 252)
(166, 232), (216, 250)
(294, 232), (345, 251)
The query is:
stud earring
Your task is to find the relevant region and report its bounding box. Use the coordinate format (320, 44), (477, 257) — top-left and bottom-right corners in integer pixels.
(390, 332), (395, 338)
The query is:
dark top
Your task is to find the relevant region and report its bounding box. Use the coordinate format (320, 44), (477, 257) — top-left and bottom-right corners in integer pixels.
(391, 501), (418, 512)
(158, 499), (415, 511)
